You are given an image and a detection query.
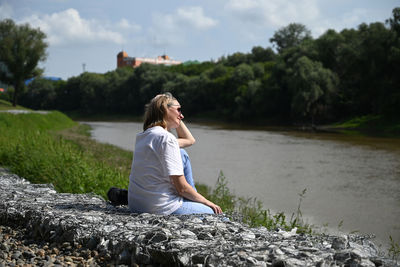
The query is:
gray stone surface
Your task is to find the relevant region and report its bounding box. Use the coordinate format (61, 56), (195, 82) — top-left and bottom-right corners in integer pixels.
(0, 168), (398, 266)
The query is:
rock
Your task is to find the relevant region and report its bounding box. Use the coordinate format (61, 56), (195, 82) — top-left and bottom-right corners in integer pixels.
(22, 250), (35, 259)
(0, 252), (7, 260)
(64, 256), (73, 262)
(0, 168), (398, 267)
(331, 235), (348, 250)
(0, 243), (9, 252)
(117, 248), (131, 265)
(51, 247), (59, 255)
(36, 249), (45, 257)
(11, 251), (21, 260)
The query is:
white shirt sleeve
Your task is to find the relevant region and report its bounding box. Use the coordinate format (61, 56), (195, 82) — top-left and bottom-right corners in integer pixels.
(161, 134), (184, 176)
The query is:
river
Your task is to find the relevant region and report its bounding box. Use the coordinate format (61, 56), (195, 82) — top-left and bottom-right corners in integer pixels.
(83, 121), (400, 249)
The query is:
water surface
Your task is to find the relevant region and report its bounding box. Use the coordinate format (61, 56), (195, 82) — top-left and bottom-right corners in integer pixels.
(84, 121), (400, 249)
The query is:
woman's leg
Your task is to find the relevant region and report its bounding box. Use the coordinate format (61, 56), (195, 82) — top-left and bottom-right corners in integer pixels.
(173, 150), (214, 215)
(172, 199), (214, 215)
(180, 149), (197, 191)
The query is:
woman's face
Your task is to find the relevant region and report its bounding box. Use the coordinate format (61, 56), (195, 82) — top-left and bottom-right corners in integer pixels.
(166, 100), (184, 130)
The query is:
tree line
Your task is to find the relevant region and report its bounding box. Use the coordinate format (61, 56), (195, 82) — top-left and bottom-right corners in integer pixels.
(2, 8), (400, 125)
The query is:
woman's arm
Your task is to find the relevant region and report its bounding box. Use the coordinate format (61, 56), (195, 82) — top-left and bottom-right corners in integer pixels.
(176, 121), (196, 148)
(170, 175), (223, 214)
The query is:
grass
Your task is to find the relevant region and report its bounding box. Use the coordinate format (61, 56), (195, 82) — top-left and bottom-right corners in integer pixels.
(57, 124), (133, 175)
(389, 236), (400, 261)
(330, 115), (400, 137)
(0, 110), (129, 199)
(0, 99), (30, 111)
(65, 110), (143, 122)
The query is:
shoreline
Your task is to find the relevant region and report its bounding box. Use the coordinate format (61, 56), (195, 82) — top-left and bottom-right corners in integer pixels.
(69, 111), (400, 139)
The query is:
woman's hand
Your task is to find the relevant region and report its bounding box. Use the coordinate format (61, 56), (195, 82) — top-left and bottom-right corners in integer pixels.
(171, 175), (223, 214)
(176, 121), (196, 148)
(205, 200), (223, 214)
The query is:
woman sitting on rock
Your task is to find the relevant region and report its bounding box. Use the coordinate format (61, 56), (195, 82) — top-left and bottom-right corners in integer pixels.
(109, 93), (222, 215)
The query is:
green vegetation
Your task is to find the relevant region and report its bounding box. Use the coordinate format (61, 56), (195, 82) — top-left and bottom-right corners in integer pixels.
(0, 99), (29, 111)
(331, 115), (400, 137)
(389, 236), (400, 261)
(0, 110), (129, 198)
(0, 19), (48, 107)
(65, 111), (142, 122)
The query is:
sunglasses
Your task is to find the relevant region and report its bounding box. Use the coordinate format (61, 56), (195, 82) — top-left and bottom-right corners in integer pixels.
(168, 104), (182, 114)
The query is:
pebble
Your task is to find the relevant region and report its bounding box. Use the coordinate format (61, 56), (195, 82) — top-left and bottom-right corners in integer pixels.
(0, 225), (104, 266)
(0, 168), (399, 266)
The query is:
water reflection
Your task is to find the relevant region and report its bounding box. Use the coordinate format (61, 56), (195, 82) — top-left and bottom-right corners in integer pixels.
(83, 121), (400, 249)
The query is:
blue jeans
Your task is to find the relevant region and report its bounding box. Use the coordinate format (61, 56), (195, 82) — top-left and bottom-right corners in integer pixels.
(180, 148), (196, 191)
(172, 149), (214, 215)
(173, 199), (214, 215)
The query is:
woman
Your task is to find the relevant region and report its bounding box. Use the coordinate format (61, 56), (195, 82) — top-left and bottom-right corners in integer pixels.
(127, 93), (222, 215)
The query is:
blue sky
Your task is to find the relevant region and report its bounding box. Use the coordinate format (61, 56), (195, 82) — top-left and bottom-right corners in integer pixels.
(0, 0), (398, 79)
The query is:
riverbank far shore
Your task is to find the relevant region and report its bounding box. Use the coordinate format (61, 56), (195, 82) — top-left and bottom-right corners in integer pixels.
(1, 168), (398, 267)
(67, 109), (400, 138)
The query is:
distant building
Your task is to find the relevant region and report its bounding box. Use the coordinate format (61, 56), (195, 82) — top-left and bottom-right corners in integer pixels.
(25, 76), (62, 85)
(117, 51), (182, 68)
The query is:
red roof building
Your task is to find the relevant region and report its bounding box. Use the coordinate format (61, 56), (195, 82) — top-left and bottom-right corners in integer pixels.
(117, 51), (182, 68)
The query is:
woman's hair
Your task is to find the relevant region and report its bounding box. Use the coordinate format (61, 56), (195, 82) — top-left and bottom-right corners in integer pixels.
(143, 92), (176, 131)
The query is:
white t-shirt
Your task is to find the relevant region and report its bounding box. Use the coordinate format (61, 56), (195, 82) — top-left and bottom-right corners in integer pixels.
(128, 126), (183, 214)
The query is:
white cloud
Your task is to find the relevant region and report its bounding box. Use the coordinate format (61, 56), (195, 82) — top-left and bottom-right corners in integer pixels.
(308, 8), (370, 37)
(117, 18), (142, 32)
(153, 6), (217, 32)
(225, 0), (320, 28)
(343, 8), (369, 25)
(0, 2), (13, 20)
(149, 6), (217, 48)
(175, 6), (218, 30)
(224, 0), (389, 39)
(19, 8), (126, 46)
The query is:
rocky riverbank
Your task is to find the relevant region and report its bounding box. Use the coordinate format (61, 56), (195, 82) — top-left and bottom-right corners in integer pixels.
(0, 168), (398, 266)
(0, 224), (109, 266)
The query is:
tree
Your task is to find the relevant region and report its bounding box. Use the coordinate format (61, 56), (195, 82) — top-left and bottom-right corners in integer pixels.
(223, 52), (250, 67)
(385, 8), (400, 117)
(0, 19), (47, 106)
(251, 46), (276, 62)
(232, 63), (254, 85)
(270, 23), (312, 53)
(314, 29), (344, 71)
(20, 78), (61, 110)
(289, 56), (338, 124)
(386, 7), (400, 34)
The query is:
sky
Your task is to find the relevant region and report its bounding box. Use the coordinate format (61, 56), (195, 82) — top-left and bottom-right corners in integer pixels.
(0, 0), (398, 80)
